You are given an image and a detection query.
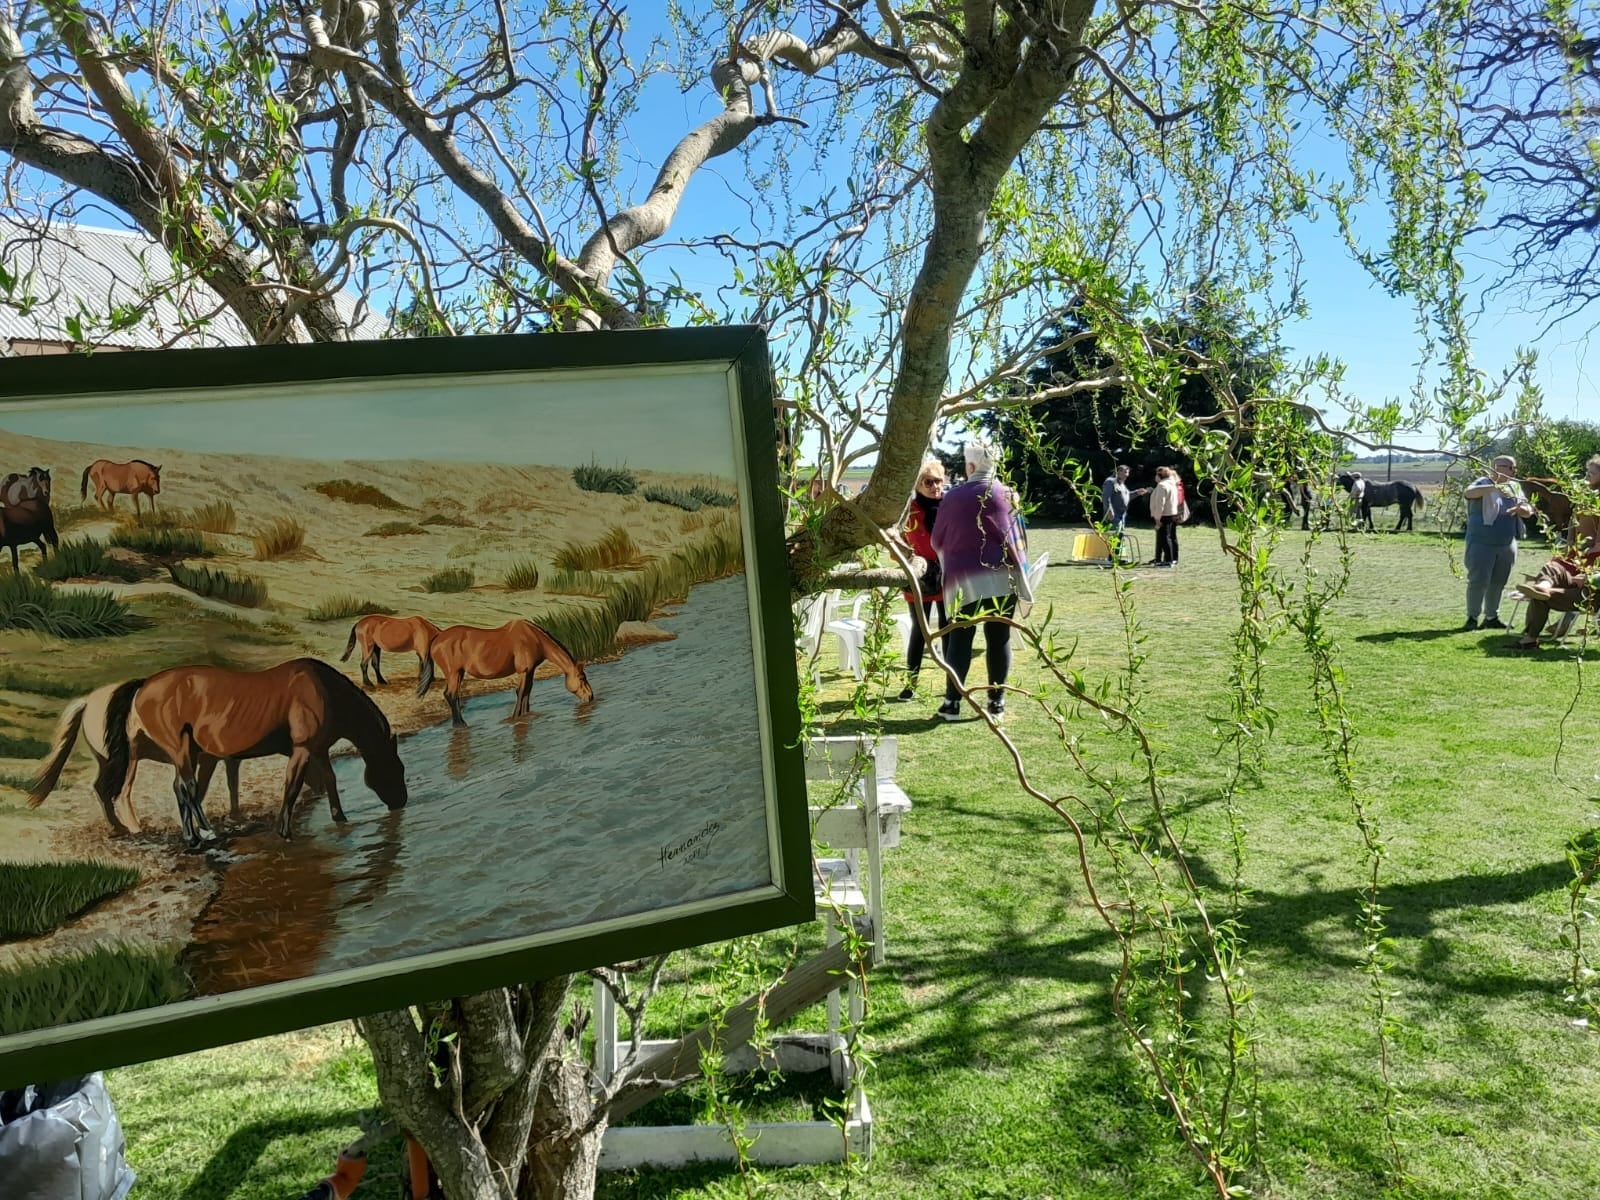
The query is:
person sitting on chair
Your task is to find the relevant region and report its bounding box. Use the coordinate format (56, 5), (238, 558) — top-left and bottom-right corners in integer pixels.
(1513, 455), (1600, 648)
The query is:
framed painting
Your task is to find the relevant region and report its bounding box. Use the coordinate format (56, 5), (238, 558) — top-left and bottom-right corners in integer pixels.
(0, 328), (811, 1086)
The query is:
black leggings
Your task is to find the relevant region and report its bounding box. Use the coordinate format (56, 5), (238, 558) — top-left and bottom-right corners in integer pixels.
(943, 595), (1017, 703)
(1156, 516), (1180, 563)
(905, 597), (948, 676)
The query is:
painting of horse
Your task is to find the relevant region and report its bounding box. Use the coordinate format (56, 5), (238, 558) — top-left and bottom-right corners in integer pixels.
(342, 614), (442, 687)
(106, 658), (407, 848)
(0, 466), (51, 507)
(418, 620), (594, 725)
(0, 494), (59, 570)
(1336, 472), (1427, 532)
(82, 458), (162, 514)
(26, 680), (242, 836)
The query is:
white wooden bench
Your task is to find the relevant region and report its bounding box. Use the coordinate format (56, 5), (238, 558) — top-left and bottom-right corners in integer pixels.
(594, 734), (911, 1170)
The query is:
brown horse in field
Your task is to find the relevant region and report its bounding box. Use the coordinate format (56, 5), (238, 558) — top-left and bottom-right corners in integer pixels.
(1523, 477), (1576, 541)
(417, 620), (593, 726)
(27, 679), (242, 836)
(83, 458), (162, 514)
(341, 614), (441, 687)
(108, 658), (407, 847)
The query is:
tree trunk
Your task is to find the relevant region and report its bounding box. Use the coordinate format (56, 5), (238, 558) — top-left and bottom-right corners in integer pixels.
(521, 1055), (604, 1200)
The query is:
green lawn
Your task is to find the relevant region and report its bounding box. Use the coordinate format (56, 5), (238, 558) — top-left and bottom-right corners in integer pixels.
(107, 522), (1600, 1198)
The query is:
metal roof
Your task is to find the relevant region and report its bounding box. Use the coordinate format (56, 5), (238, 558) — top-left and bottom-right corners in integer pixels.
(0, 220), (382, 351)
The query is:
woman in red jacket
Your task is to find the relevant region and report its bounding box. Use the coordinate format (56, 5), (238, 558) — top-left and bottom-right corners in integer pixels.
(899, 460), (947, 699)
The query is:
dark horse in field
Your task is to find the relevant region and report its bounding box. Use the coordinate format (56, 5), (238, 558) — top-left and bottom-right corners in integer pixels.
(104, 657), (407, 848)
(1274, 477), (1317, 530)
(1522, 477), (1575, 542)
(0, 471), (59, 570)
(1336, 472), (1427, 532)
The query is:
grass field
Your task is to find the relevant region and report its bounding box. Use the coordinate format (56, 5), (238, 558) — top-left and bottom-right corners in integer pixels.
(105, 519), (1600, 1199)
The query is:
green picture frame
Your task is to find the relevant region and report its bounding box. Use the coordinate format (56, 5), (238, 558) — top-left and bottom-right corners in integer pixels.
(0, 327), (811, 1087)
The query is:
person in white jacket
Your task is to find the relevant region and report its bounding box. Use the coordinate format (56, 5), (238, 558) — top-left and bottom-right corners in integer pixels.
(1148, 466), (1182, 567)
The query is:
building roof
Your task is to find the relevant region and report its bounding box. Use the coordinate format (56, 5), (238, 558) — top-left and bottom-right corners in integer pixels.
(0, 220), (381, 351)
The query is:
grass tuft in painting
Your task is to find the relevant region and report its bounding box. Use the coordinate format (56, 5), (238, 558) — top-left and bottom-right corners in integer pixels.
(0, 861), (142, 940)
(33, 536), (150, 583)
(0, 571), (140, 638)
(251, 518), (306, 560)
(167, 563), (269, 607)
(422, 567), (475, 593)
(306, 595), (397, 622)
(0, 941), (189, 1037)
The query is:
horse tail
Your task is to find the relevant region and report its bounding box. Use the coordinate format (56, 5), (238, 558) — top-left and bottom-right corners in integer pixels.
(1412, 484), (1426, 512)
(80, 464), (92, 499)
(26, 697), (88, 808)
(97, 678), (146, 809)
(341, 621), (360, 661)
(416, 650), (436, 698)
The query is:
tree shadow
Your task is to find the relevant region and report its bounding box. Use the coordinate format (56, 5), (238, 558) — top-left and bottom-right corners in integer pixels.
(178, 1112), (400, 1200)
(867, 854), (1573, 1080)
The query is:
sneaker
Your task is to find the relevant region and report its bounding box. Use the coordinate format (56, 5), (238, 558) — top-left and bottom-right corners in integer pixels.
(1461, 618), (1479, 631)
(986, 699), (1005, 722)
(896, 685), (916, 701)
(1483, 617), (1507, 629)
(935, 699), (964, 721)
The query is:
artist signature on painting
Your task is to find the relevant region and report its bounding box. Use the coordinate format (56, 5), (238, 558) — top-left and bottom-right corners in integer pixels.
(659, 820), (723, 870)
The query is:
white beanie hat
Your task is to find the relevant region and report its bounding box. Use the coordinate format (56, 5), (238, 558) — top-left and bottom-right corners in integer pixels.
(964, 436), (996, 473)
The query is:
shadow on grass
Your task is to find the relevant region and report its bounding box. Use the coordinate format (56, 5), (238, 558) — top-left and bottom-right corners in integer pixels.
(178, 1112), (400, 1200)
(872, 855), (1574, 1074)
(1353, 628), (1476, 643)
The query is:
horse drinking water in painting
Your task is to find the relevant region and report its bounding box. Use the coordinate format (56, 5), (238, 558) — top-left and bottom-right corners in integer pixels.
(103, 658), (407, 848)
(83, 458), (162, 514)
(1336, 471), (1427, 532)
(418, 620), (593, 726)
(342, 614), (441, 688)
(26, 679), (245, 837)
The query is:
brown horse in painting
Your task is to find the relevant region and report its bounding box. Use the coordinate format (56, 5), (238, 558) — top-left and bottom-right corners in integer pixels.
(82, 458), (162, 514)
(417, 620), (593, 726)
(341, 614), (441, 687)
(26, 678), (243, 836)
(106, 658), (407, 848)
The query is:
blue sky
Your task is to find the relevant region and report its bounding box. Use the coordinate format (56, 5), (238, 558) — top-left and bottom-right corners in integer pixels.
(33, 9), (1592, 440)
(600, 25), (1594, 437)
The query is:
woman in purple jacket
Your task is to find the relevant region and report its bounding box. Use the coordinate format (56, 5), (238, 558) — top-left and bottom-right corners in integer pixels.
(929, 437), (1033, 722)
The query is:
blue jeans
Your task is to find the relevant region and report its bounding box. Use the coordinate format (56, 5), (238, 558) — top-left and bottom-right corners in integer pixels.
(1465, 540), (1516, 620)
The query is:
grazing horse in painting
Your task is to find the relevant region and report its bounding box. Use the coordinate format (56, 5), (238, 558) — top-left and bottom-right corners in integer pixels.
(342, 614), (441, 687)
(0, 467), (57, 569)
(108, 658), (406, 848)
(1336, 472), (1427, 532)
(83, 458), (162, 514)
(26, 680), (242, 836)
(417, 620), (593, 726)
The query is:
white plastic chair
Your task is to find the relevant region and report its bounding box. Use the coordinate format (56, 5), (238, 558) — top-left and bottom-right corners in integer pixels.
(796, 591), (841, 684)
(824, 595), (913, 680)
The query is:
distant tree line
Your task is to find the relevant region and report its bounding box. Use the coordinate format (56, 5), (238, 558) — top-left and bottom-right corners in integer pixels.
(978, 301), (1290, 524)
